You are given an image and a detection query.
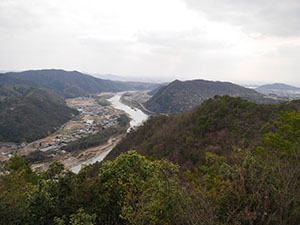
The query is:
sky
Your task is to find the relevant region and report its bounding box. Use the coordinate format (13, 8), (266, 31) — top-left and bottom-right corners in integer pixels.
(0, 0), (300, 85)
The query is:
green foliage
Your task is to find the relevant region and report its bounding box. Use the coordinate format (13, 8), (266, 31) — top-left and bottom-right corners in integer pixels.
(54, 208), (96, 225)
(0, 170), (34, 225)
(108, 96), (297, 169)
(7, 156), (39, 184)
(0, 151), (184, 225)
(180, 111), (300, 225)
(0, 98), (299, 225)
(96, 151), (183, 224)
(264, 111), (300, 157)
(45, 161), (65, 180)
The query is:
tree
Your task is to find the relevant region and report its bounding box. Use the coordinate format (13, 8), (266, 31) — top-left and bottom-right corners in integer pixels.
(96, 150), (183, 225)
(54, 208), (96, 225)
(181, 111), (300, 225)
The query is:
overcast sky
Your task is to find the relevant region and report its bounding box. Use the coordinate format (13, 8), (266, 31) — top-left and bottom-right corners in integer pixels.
(0, 0), (300, 84)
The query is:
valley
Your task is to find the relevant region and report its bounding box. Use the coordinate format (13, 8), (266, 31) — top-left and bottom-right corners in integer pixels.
(0, 91), (149, 172)
(2, 0), (300, 222)
(1, 73), (300, 224)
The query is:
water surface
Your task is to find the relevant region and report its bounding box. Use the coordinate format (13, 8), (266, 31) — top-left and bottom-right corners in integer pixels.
(70, 92), (148, 173)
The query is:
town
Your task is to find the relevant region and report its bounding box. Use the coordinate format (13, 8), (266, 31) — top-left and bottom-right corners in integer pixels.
(0, 92), (131, 171)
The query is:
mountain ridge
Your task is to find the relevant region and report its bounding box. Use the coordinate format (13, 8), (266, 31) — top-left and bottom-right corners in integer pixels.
(107, 95), (300, 169)
(145, 79), (277, 114)
(0, 85), (78, 143)
(1, 69), (161, 98)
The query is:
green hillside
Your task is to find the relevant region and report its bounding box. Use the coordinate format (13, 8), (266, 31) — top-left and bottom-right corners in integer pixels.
(145, 79), (280, 114)
(0, 84), (64, 100)
(1, 95), (300, 224)
(0, 86), (78, 143)
(108, 95), (299, 169)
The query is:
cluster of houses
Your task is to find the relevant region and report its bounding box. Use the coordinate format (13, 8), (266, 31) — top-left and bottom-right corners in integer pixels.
(0, 142), (27, 160)
(123, 91), (151, 105)
(34, 97), (123, 153)
(0, 96), (125, 164)
(257, 89), (300, 101)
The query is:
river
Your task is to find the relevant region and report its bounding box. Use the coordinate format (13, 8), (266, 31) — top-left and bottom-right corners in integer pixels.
(109, 92), (149, 131)
(70, 92), (149, 173)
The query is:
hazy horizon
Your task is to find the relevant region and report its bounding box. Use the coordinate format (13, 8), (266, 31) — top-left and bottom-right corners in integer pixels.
(1, 0), (300, 85)
(2, 68), (300, 88)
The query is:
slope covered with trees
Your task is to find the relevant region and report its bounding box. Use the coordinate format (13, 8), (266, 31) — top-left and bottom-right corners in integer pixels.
(1, 109), (299, 224)
(145, 79), (279, 114)
(0, 86), (78, 143)
(108, 96), (299, 170)
(1, 69), (160, 98)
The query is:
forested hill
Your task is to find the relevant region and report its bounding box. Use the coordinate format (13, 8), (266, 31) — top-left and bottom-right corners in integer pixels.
(107, 95), (300, 169)
(0, 86), (78, 143)
(0, 74), (40, 87)
(0, 84), (64, 101)
(1, 69), (160, 98)
(144, 79), (279, 114)
(3, 69), (122, 97)
(1, 95), (300, 224)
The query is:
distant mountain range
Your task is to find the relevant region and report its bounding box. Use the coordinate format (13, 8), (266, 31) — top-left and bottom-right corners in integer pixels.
(0, 69), (292, 143)
(0, 69), (161, 98)
(0, 69), (162, 143)
(256, 83), (300, 91)
(144, 79), (278, 114)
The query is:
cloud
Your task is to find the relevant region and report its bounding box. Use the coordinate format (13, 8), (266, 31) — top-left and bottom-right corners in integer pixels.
(183, 0), (300, 37)
(0, 1), (39, 31)
(136, 29), (232, 55)
(0, 0), (59, 33)
(0, 0), (299, 84)
(79, 36), (135, 49)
